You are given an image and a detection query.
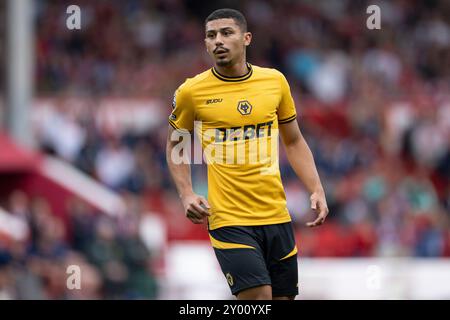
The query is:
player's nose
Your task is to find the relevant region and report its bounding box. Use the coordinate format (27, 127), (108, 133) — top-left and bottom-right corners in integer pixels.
(215, 35), (224, 46)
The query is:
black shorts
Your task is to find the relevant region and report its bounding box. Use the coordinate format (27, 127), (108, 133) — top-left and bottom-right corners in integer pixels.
(209, 222), (298, 297)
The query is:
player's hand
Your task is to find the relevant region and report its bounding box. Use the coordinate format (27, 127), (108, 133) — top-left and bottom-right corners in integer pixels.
(306, 190), (329, 228)
(180, 193), (211, 224)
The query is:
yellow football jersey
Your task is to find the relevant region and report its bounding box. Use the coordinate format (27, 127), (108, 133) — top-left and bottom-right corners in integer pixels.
(168, 63), (297, 230)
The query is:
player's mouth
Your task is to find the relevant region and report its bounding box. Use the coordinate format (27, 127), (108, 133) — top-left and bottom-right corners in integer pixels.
(214, 48), (228, 55)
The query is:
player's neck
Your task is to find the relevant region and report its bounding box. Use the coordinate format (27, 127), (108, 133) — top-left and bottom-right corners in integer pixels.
(214, 60), (249, 78)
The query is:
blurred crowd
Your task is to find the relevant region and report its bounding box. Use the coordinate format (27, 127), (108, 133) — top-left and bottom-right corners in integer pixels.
(0, 190), (159, 299)
(1, 0), (450, 299)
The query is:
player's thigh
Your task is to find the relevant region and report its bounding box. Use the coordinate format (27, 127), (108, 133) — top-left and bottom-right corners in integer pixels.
(209, 226), (271, 296)
(213, 247), (271, 296)
(266, 223), (299, 298)
(270, 254), (298, 298)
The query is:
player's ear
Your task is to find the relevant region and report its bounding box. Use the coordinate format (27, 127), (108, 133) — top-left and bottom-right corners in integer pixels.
(244, 32), (252, 46)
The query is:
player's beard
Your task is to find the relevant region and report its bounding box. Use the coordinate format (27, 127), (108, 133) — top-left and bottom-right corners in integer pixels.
(216, 57), (232, 67)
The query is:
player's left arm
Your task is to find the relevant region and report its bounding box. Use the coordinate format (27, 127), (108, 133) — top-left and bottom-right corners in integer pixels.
(279, 120), (329, 227)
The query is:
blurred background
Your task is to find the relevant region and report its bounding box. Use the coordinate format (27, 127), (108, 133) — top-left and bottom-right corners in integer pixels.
(0, 0), (449, 299)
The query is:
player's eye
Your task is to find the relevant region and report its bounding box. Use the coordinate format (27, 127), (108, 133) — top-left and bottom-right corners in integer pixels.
(207, 33), (215, 39)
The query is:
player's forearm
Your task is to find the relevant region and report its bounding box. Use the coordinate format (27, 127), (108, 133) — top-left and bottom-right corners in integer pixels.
(284, 137), (324, 194)
(166, 143), (195, 198)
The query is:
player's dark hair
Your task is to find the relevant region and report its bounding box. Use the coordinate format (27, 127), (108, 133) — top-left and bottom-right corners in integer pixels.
(205, 8), (247, 32)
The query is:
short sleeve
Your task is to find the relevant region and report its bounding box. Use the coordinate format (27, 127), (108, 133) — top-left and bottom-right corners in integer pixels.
(168, 82), (195, 131)
(277, 72), (297, 124)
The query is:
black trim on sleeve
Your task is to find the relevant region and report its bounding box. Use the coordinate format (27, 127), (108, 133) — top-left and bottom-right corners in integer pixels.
(278, 114), (297, 124)
(168, 119), (178, 129)
(168, 119), (193, 132)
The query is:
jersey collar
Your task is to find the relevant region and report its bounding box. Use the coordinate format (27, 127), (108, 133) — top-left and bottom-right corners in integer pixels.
(211, 63), (253, 82)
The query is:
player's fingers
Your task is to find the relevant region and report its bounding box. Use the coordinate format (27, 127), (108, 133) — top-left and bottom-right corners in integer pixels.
(191, 202), (210, 217)
(306, 216), (325, 228)
(189, 203), (203, 214)
(199, 203), (211, 215)
(197, 198), (211, 216)
(186, 211), (204, 224)
(186, 208), (203, 219)
(199, 197), (211, 210)
(319, 207), (329, 220)
(318, 202), (329, 219)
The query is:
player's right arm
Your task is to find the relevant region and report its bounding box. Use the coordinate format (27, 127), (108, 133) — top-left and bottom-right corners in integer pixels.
(165, 83), (210, 224)
(166, 126), (210, 224)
